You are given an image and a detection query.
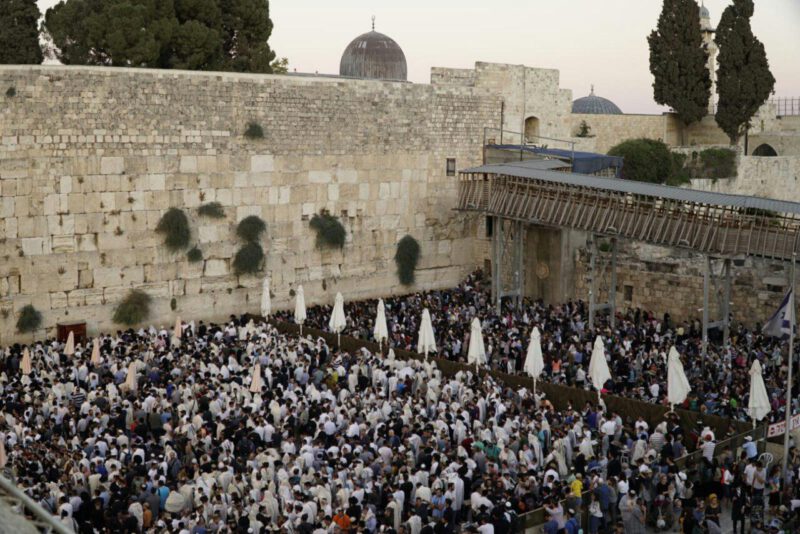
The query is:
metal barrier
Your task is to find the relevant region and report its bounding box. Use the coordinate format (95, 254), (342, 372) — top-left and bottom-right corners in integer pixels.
(0, 475), (72, 533)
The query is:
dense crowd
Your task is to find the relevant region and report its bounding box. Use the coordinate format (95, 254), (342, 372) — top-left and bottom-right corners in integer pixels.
(279, 271), (798, 427)
(0, 274), (798, 533)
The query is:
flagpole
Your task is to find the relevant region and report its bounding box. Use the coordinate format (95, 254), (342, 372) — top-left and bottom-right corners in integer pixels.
(783, 254), (796, 481)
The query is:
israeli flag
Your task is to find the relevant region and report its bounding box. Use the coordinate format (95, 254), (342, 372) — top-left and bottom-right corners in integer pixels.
(763, 289), (795, 339)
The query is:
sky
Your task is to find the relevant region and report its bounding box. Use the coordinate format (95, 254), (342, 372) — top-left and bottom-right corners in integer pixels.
(37, 0), (800, 114)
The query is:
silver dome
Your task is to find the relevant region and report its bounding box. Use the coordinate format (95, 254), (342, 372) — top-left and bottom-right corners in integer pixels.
(339, 31), (408, 81)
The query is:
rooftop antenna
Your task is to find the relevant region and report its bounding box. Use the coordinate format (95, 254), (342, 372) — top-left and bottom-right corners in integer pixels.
(590, 84), (594, 95)
(372, 15), (375, 31)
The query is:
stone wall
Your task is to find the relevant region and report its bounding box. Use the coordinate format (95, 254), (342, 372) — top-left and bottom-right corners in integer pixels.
(691, 156), (800, 200)
(567, 113), (678, 153)
(0, 65), (501, 342)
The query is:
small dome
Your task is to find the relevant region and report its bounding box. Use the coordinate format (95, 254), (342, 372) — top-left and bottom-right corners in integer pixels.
(700, 5), (710, 18)
(572, 88), (623, 115)
(339, 30), (407, 81)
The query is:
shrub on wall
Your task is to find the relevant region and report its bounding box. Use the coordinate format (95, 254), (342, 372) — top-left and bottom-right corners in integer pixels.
(187, 246), (203, 263)
(608, 138), (673, 184)
(156, 208), (191, 252)
(699, 148), (736, 179)
(310, 211), (346, 250)
(395, 235), (421, 286)
(112, 289), (152, 326)
(244, 122), (264, 139)
(16, 304), (42, 333)
(198, 202), (225, 218)
(6, 87), (16, 98)
(236, 215), (267, 242)
(233, 242), (265, 275)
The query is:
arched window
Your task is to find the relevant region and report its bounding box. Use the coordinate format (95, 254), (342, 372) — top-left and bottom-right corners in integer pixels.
(524, 116), (540, 142)
(752, 144), (778, 157)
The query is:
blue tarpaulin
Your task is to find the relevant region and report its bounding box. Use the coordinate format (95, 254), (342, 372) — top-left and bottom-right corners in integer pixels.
(491, 145), (624, 177)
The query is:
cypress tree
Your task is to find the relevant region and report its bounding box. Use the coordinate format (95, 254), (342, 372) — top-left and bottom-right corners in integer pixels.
(0, 0), (43, 65)
(715, 0), (775, 144)
(647, 0), (711, 134)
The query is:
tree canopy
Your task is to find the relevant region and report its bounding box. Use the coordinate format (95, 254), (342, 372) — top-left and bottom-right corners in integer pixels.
(715, 0), (775, 144)
(43, 0), (277, 73)
(0, 0), (43, 65)
(647, 0), (711, 127)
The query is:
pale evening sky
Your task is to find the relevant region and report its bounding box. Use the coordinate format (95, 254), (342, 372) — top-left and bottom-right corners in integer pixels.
(37, 0), (800, 114)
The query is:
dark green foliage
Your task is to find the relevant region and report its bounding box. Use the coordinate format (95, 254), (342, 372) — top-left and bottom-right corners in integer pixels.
(715, 0), (775, 144)
(666, 152), (691, 186)
(575, 121), (591, 138)
(187, 246), (203, 262)
(648, 0), (711, 129)
(170, 297), (177, 311)
(310, 211), (346, 250)
(156, 208), (191, 252)
(244, 122), (264, 139)
(608, 139), (674, 184)
(16, 304), (42, 333)
(6, 87), (16, 98)
(198, 202), (225, 218)
(699, 148), (737, 178)
(0, 0), (43, 65)
(395, 235), (421, 286)
(233, 242), (264, 275)
(271, 57), (289, 74)
(43, 0), (276, 73)
(236, 215), (266, 242)
(112, 289), (152, 326)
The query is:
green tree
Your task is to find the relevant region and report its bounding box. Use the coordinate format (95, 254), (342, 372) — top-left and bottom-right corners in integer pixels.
(608, 138), (676, 184)
(0, 0), (43, 64)
(271, 57), (289, 74)
(648, 0), (711, 138)
(715, 0), (775, 144)
(44, 0), (277, 73)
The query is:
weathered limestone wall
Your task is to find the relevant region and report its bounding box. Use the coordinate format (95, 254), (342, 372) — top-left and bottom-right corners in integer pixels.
(567, 113), (678, 153)
(0, 66), (501, 342)
(691, 156), (800, 200)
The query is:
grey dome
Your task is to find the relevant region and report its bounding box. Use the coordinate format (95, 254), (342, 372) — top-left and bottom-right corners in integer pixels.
(572, 89), (623, 115)
(339, 31), (407, 81)
(700, 5), (710, 18)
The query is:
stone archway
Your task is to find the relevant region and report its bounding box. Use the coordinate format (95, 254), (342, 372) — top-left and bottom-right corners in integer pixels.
(524, 116), (540, 142)
(752, 143), (778, 157)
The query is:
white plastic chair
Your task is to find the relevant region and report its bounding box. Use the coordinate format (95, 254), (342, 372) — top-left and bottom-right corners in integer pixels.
(758, 452), (774, 470)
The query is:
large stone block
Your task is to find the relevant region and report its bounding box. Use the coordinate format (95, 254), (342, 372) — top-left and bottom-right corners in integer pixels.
(100, 157), (125, 175)
(204, 259), (229, 277)
(251, 155), (274, 173)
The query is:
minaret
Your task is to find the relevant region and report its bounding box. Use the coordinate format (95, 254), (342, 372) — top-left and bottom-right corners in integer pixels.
(700, 2), (717, 115)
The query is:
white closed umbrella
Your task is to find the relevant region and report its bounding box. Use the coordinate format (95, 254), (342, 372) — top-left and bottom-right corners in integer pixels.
(91, 338), (101, 366)
(588, 336), (612, 403)
(124, 361), (137, 392)
(0, 438), (6, 469)
(295, 285), (307, 336)
(417, 308), (437, 361)
(261, 276), (271, 319)
(667, 346), (691, 412)
(250, 363), (264, 393)
(374, 299), (389, 354)
(21, 347), (32, 375)
(524, 327), (545, 399)
(64, 331), (75, 356)
(329, 292), (346, 346)
(467, 317), (487, 372)
(747, 359), (771, 428)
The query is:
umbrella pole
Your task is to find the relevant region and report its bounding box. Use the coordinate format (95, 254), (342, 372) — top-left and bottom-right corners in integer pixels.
(300, 324), (303, 337)
(533, 377), (536, 402)
(337, 333), (341, 347)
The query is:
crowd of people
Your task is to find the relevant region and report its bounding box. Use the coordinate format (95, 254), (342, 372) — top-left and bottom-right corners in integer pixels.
(0, 271), (797, 533)
(279, 270), (797, 427)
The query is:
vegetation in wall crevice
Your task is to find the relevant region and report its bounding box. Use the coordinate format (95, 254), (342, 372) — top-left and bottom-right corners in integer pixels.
(310, 211), (346, 250)
(395, 235), (421, 286)
(198, 202), (225, 218)
(112, 289), (152, 326)
(236, 215), (267, 242)
(233, 242), (265, 275)
(16, 304), (42, 334)
(155, 207), (191, 252)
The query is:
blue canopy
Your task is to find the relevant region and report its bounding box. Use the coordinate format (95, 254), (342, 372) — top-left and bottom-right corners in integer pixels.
(491, 145), (624, 177)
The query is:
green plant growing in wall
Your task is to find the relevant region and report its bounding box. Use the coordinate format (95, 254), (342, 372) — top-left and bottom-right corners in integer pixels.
(236, 215), (267, 242)
(156, 207), (191, 252)
(233, 242), (265, 275)
(112, 289), (152, 326)
(187, 246), (203, 263)
(395, 235), (421, 286)
(310, 211), (346, 250)
(198, 202), (225, 218)
(170, 297), (177, 311)
(6, 87), (16, 98)
(244, 122), (265, 139)
(699, 148), (737, 179)
(16, 304), (41, 333)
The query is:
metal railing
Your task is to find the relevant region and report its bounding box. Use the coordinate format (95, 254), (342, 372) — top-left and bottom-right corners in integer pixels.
(772, 97), (800, 117)
(0, 475), (72, 533)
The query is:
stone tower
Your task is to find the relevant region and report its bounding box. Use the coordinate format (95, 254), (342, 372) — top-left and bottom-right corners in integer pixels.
(700, 2), (717, 115)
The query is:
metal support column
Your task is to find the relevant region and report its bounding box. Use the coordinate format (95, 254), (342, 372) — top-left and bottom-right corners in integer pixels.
(491, 216), (501, 313)
(722, 259), (732, 344)
(702, 256), (710, 358)
(514, 220), (525, 310)
(588, 237), (597, 330)
(609, 238), (618, 328)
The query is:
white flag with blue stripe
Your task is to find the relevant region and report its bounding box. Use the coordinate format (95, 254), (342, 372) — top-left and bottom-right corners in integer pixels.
(763, 289), (795, 339)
